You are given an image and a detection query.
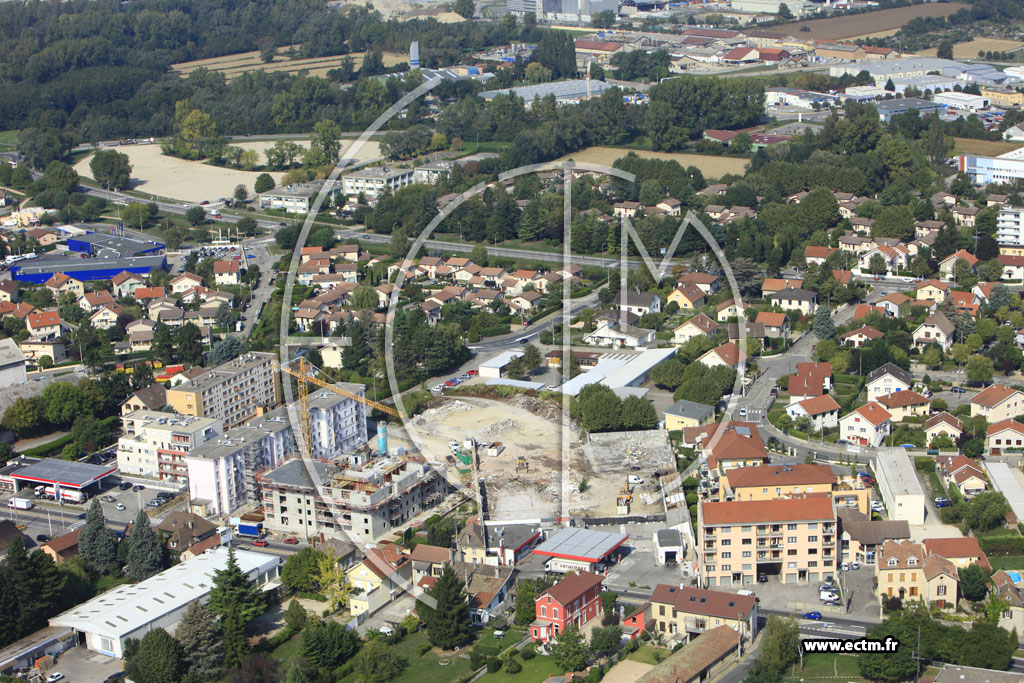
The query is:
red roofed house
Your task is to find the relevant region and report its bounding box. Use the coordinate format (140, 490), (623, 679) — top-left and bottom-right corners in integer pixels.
(699, 497), (837, 585)
(573, 40), (624, 63)
(26, 311), (61, 339)
(531, 570), (604, 642)
(971, 384), (1024, 423)
(722, 47), (759, 64)
(924, 412), (963, 446)
(697, 341), (744, 370)
(45, 273), (84, 299)
(934, 455), (988, 497)
(986, 419), (1024, 455)
(111, 271), (146, 299)
(701, 422), (768, 471)
(839, 402), (892, 447)
(785, 394), (841, 430)
(804, 245), (836, 265)
(938, 249), (979, 279)
(213, 260), (241, 286)
(840, 325), (884, 348)
(758, 47), (791, 62)
(876, 390), (930, 422)
(923, 537), (990, 571)
(755, 311), (789, 338)
(346, 545), (412, 616)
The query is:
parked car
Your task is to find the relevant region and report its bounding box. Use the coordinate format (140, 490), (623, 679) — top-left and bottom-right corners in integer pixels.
(132, 484), (145, 492)
(758, 573), (767, 583)
(146, 499), (163, 508)
(950, 386), (967, 393)
(283, 537), (299, 545)
(467, 369), (478, 376)
(935, 497), (951, 508)
(851, 562), (861, 570)
(841, 562), (850, 571)
(119, 482), (132, 490)
(36, 534), (50, 543)
(47, 673), (64, 683)
(114, 503), (126, 511)
(803, 612), (822, 620)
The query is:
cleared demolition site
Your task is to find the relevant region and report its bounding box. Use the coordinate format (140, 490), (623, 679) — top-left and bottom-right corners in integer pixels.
(406, 394), (676, 521)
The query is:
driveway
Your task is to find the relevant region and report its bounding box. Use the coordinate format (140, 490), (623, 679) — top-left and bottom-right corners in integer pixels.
(48, 645), (123, 683)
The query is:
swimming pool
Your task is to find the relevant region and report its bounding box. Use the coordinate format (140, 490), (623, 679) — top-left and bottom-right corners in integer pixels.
(1006, 571), (1023, 584)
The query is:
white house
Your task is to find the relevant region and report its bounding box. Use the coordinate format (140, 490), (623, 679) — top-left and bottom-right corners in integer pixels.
(839, 402), (892, 448)
(786, 394), (841, 431)
(912, 312), (955, 350)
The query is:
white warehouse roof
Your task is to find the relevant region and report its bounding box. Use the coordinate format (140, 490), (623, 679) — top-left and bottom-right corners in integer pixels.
(480, 350), (524, 370)
(50, 547), (278, 641)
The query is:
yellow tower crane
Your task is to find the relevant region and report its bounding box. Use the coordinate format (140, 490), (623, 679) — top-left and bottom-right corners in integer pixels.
(276, 358), (400, 459)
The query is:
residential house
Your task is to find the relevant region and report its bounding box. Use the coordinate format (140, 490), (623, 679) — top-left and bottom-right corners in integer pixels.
(530, 570), (604, 643)
(761, 278), (803, 298)
(672, 313), (718, 345)
(913, 312), (955, 351)
(727, 322), (765, 347)
(44, 273), (83, 300)
(769, 288), (817, 316)
(805, 246), (836, 266)
(876, 390), (930, 422)
(678, 272), (720, 295)
(697, 342), (744, 370)
(971, 384), (1024, 422)
(667, 283), (706, 310)
(613, 201), (642, 218)
(839, 402), (892, 448)
(840, 509), (910, 566)
(785, 394), (842, 431)
(110, 272), (146, 299)
(657, 198), (684, 216)
(78, 290), (115, 313)
(986, 419), (1024, 455)
(169, 273), (204, 295)
(26, 311), (61, 339)
(664, 399), (716, 430)
(90, 303), (123, 330)
(0, 280), (17, 304)
(934, 456), (988, 498)
(650, 585), (758, 643)
(701, 422), (769, 471)
(866, 363), (913, 401)
(156, 512), (220, 561)
(876, 540), (958, 608)
(999, 254), (1024, 281)
(924, 412), (963, 446)
(213, 261), (241, 286)
(916, 279), (950, 304)
(755, 312), (789, 338)
(840, 325), (884, 348)
(618, 292), (661, 316)
(347, 545), (413, 617)
(120, 384), (168, 416)
(583, 319), (654, 349)
(952, 205), (979, 228)
(939, 250), (979, 279)
(875, 292), (911, 318)
(38, 529), (80, 564)
(715, 298), (747, 322)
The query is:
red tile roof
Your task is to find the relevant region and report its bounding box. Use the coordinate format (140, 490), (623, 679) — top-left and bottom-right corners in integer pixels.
(796, 394), (841, 416)
(755, 312), (787, 327)
(27, 311), (60, 328)
(925, 411), (963, 432)
(649, 585), (756, 620)
(844, 401), (891, 426)
(840, 325), (883, 341)
(972, 384), (1021, 408)
(702, 497), (835, 525)
(540, 570), (604, 606)
(877, 390), (929, 408)
(987, 419), (1024, 437)
(724, 464), (835, 489)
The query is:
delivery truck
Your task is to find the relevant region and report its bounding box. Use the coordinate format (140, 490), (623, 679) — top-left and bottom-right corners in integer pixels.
(236, 522), (264, 538)
(7, 498), (33, 510)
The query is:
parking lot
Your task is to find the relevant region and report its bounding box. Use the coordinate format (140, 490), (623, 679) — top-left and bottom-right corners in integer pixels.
(721, 563), (878, 620)
(45, 644), (123, 682)
(2, 478), (186, 547)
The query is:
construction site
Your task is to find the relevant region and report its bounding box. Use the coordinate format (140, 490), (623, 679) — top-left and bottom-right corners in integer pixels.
(403, 394), (676, 521)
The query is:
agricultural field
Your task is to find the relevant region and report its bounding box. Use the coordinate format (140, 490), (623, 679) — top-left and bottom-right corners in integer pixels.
(555, 147), (748, 179)
(72, 140), (382, 203)
(918, 37), (1024, 59)
(172, 48), (407, 81)
(952, 137), (1021, 157)
(781, 3), (967, 41)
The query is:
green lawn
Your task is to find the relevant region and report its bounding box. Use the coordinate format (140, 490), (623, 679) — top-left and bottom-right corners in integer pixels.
(331, 630), (479, 683)
(477, 655), (563, 682)
(92, 574), (133, 595)
(0, 129), (17, 150)
(784, 653), (864, 681)
(989, 555), (1024, 571)
(270, 631), (304, 663)
(627, 645), (668, 665)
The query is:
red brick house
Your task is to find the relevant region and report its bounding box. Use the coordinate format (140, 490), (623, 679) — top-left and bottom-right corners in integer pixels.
(531, 570), (604, 643)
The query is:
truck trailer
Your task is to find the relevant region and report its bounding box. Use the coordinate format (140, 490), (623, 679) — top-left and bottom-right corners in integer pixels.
(236, 522), (264, 538)
(7, 498), (33, 510)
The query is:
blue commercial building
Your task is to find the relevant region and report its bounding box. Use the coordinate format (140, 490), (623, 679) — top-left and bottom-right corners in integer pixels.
(65, 232), (164, 258)
(11, 255), (167, 284)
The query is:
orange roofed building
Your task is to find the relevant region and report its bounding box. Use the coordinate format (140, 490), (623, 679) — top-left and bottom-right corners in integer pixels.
(698, 496), (837, 587)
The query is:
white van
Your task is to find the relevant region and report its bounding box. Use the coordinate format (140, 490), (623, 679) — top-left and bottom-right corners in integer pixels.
(627, 475), (643, 485)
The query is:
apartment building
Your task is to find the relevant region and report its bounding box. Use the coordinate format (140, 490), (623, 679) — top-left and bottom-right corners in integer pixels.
(117, 411), (224, 484)
(186, 386), (369, 517)
(166, 352), (281, 429)
(258, 451), (446, 542)
(998, 205), (1024, 246)
(718, 464), (871, 515)
(650, 585), (758, 643)
(697, 497), (837, 587)
(341, 167), (414, 200)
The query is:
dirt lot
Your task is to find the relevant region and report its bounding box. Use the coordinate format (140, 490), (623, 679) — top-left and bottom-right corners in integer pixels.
(172, 49), (407, 81)
(952, 137), (1021, 156)
(919, 37), (1024, 59)
(556, 147), (748, 180)
(407, 395), (673, 521)
(781, 3), (966, 41)
(73, 140), (381, 203)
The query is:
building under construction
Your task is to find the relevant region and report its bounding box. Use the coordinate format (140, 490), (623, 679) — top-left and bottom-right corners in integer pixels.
(257, 450), (448, 542)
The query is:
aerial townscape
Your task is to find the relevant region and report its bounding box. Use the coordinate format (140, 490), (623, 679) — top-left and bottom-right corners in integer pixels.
(7, 1), (1024, 683)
